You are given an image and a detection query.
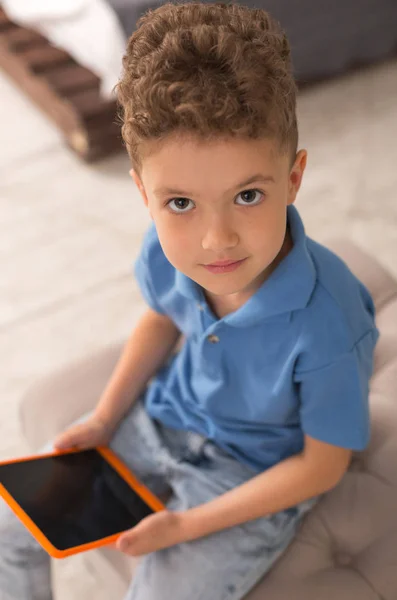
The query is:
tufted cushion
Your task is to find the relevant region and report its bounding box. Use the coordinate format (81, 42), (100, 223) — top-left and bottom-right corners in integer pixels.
(19, 239), (397, 599)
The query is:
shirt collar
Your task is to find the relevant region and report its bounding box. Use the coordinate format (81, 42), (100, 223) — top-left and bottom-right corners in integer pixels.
(176, 205), (317, 326)
(175, 268), (203, 303)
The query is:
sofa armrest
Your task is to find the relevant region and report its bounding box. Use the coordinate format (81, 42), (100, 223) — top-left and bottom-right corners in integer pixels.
(19, 343), (124, 452)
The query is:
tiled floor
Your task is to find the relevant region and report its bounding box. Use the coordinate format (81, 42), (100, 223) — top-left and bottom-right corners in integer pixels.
(1, 57), (397, 598)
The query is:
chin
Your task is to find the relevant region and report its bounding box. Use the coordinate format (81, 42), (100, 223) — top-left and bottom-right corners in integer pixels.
(199, 277), (250, 297)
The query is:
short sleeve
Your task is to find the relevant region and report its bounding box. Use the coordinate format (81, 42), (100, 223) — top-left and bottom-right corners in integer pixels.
(133, 229), (166, 315)
(295, 328), (378, 450)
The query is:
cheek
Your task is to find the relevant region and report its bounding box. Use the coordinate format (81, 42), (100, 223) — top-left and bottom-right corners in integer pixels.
(156, 221), (195, 267)
(249, 204), (287, 254)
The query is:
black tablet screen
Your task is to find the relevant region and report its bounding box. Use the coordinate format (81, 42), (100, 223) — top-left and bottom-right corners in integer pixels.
(0, 450), (154, 551)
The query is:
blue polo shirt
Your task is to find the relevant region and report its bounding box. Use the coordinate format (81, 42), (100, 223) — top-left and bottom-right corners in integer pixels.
(134, 206), (379, 473)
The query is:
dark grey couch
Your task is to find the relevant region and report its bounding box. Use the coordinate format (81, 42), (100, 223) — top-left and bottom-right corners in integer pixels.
(109, 0), (397, 83)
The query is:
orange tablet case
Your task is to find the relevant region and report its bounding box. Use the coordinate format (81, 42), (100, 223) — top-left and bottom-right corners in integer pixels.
(0, 446), (166, 559)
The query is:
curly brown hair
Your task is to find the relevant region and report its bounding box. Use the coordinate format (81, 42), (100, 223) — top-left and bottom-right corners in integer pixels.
(116, 2), (298, 175)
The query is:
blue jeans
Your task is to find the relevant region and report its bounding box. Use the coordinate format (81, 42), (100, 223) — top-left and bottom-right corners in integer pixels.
(0, 399), (319, 600)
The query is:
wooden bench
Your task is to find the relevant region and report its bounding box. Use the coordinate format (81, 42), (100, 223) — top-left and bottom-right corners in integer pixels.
(0, 7), (123, 162)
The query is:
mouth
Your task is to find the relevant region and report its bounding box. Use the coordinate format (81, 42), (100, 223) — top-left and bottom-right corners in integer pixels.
(202, 258), (247, 274)
(208, 259), (240, 267)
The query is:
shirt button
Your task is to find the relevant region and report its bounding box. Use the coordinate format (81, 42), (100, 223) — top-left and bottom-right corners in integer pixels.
(197, 303), (205, 311)
(207, 334), (220, 343)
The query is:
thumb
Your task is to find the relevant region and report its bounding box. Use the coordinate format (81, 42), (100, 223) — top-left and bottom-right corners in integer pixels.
(117, 530), (136, 553)
(54, 427), (84, 450)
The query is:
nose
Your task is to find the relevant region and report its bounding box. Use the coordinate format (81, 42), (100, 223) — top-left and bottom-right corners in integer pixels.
(201, 214), (239, 252)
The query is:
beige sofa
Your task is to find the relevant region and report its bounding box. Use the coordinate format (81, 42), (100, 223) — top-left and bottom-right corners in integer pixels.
(19, 239), (397, 599)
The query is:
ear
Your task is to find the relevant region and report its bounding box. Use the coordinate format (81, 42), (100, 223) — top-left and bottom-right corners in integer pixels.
(287, 150), (307, 206)
(130, 168), (149, 208)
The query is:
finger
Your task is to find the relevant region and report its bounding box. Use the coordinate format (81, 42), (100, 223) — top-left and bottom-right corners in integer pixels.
(54, 429), (85, 450)
(116, 531), (136, 553)
(116, 537), (130, 553)
(117, 539), (129, 553)
(117, 531), (131, 549)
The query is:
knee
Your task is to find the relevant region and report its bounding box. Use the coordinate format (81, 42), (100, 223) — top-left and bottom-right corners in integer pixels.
(124, 553), (171, 600)
(0, 500), (25, 536)
(124, 547), (199, 600)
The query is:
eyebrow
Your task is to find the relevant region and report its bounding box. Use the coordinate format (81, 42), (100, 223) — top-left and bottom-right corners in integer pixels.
(153, 174), (275, 197)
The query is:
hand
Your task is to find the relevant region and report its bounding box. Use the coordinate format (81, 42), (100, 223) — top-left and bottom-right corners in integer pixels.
(116, 510), (187, 556)
(54, 414), (113, 450)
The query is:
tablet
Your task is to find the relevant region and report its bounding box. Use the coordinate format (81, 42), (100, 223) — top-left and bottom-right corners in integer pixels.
(0, 447), (166, 559)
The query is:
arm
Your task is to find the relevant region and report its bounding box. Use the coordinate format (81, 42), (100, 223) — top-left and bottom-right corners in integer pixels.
(117, 435), (352, 555)
(180, 435), (352, 541)
(95, 308), (181, 431)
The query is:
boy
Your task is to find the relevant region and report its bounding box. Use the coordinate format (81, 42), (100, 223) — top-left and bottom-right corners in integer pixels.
(0, 3), (378, 599)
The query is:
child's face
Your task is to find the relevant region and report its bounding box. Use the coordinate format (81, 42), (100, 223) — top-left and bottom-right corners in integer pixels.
(131, 135), (307, 304)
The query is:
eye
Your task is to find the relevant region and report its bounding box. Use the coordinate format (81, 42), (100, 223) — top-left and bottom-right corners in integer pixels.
(235, 189), (264, 206)
(167, 198), (195, 213)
